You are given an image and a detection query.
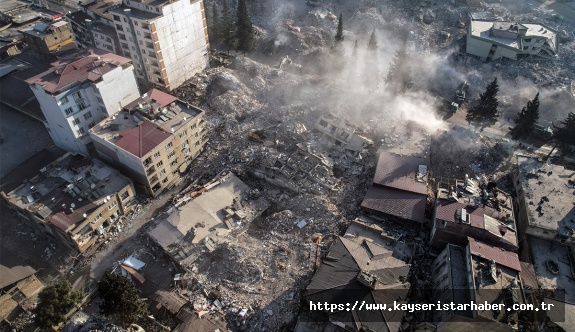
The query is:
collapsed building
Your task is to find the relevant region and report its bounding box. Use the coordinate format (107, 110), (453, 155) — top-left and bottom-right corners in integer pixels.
(89, 89), (208, 196)
(299, 218), (412, 332)
(466, 12), (558, 61)
(430, 239), (526, 332)
(18, 19), (77, 57)
(430, 176), (517, 252)
(312, 112), (373, 159)
(147, 172), (269, 266)
(361, 152), (429, 224)
(0, 152), (136, 254)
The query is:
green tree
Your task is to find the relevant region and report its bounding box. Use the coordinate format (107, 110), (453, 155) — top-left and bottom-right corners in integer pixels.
(466, 78), (500, 131)
(385, 41), (413, 95)
(34, 280), (83, 328)
(363, 29), (380, 90)
(553, 112), (575, 146)
(335, 13), (344, 44)
(236, 0), (254, 53)
(208, 1), (220, 43)
(98, 273), (149, 327)
(510, 92), (540, 139)
(221, 0), (235, 49)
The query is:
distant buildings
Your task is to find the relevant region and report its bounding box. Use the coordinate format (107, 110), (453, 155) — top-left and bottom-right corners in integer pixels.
(89, 89), (207, 196)
(26, 48), (140, 155)
(67, 0), (209, 90)
(18, 20), (77, 56)
(0, 152), (136, 254)
(361, 152), (429, 224)
(430, 176), (518, 252)
(467, 13), (558, 61)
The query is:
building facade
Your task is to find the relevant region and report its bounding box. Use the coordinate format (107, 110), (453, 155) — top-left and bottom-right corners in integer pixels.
(90, 89), (208, 196)
(0, 153), (136, 254)
(467, 13), (558, 61)
(26, 48), (140, 155)
(110, 0), (208, 90)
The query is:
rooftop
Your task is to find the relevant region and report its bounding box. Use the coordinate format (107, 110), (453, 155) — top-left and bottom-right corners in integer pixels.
(80, 0), (122, 21)
(361, 186), (427, 223)
(372, 151), (428, 195)
(147, 173), (269, 260)
(26, 48), (132, 94)
(18, 20), (70, 37)
(470, 18), (558, 52)
(0, 248), (36, 289)
(3, 153), (132, 232)
(90, 89), (204, 158)
(516, 156), (575, 240)
(467, 237), (521, 272)
(112, 4), (162, 20)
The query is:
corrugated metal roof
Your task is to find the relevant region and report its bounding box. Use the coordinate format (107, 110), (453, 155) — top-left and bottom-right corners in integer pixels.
(519, 261), (538, 289)
(149, 88), (178, 107)
(372, 152), (428, 195)
(468, 237), (521, 272)
(115, 120), (171, 158)
(435, 198), (485, 228)
(361, 186), (426, 223)
(0, 249), (36, 289)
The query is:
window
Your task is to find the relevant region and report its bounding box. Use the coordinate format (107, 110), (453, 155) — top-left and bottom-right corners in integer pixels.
(113, 15), (121, 21)
(72, 118), (81, 125)
(179, 130), (187, 138)
(524, 38), (532, 43)
(159, 169), (166, 176)
(153, 151), (161, 158)
(64, 107), (73, 115)
(143, 156), (152, 166)
(76, 127), (85, 136)
(109, 201), (117, 210)
(116, 24), (123, 31)
(123, 17), (127, 22)
(170, 159), (178, 167)
(60, 96), (69, 104)
(136, 30), (141, 35)
(134, 21), (139, 26)
(118, 33), (126, 40)
(83, 111), (93, 120)
(162, 178), (168, 183)
(96, 97), (104, 104)
(88, 122), (95, 128)
(121, 191), (129, 200)
(77, 101), (88, 110)
(156, 160), (163, 167)
(93, 213), (102, 222)
(191, 123), (197, 129)
(166, 142), (173, 149)
(167, 151), (175, 159)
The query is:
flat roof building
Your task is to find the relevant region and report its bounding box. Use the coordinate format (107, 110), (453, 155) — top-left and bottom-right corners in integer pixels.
(466, 13), (558, 61)
(18, 19), (77, 56)
(0, 153), (136, 254)
(89, 89), (208, 196)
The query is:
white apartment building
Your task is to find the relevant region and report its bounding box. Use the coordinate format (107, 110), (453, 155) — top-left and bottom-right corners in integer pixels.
(26, 48), (140, 155)
(467, 13), (559, 61)
(110, 0), (209, 90)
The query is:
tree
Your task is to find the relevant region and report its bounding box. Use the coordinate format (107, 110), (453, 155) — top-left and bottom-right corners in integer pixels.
(367, 28), (377, 51)
(385, 41), (413, 95)
(208, 1), (221, 43)
(335, 13), (344, 44)
(466, 78), (500, 131)
(98, 273), (149, 327)
(34, 280), (83, 328)
(553, 112), (575, 146)
(236, 0), (254, 53)
(221, 0), (235, 49)
(510, 92), (540, 139)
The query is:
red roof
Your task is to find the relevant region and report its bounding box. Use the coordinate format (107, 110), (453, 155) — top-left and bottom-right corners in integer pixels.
(435, 198), (485, 228)
(468, 237), (521, 272)
(148, 88), (178, 107)
(372, 152), (428, 195)
(26, 49), (132, 94)
(115, 120), (171, 158)
(361, 186), (427, 223)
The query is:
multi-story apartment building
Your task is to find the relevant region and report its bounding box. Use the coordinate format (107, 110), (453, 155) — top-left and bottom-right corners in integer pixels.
(0, 153), (136, 254)
(67, 0), (123, 54)
(110, 0), (209, 90)
(90, 89), (208, 196)
(26, 48), (140, 155)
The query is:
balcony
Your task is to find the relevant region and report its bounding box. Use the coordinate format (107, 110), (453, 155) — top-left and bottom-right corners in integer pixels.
(144, 34), (152, 40)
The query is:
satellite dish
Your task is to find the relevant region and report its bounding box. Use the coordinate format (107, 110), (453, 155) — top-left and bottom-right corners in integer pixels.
(83, 213), (87, 218)
(70, 203), (76, 208)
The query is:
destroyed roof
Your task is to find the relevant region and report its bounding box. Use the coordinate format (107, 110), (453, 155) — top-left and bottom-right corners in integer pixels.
(361, 186), (426, 223)
(467, 237), (521, 272)
(372, 152), (428, 195)
(151, 290), (186, 315)
(114, 120), (171, 158)
(0, 248), (36, 289)
(519, 261), (538, 289)
(516, 156), (575, 241)
(26, 48), (132, 94)
(0, 148), (65, 194)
